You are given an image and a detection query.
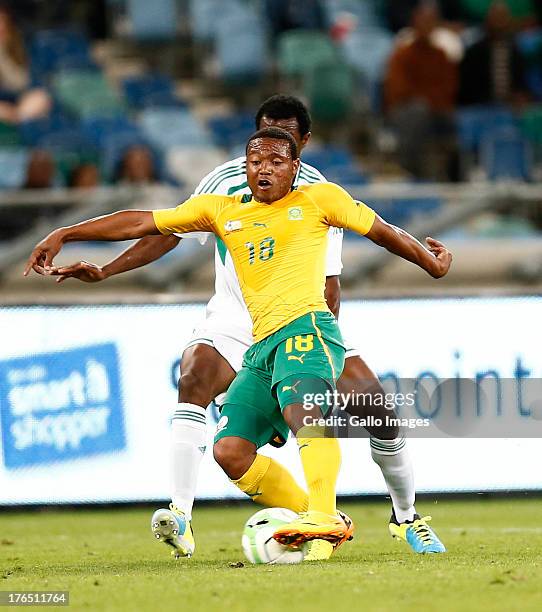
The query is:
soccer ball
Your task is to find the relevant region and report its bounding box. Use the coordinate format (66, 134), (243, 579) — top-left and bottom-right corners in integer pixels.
(242, 508), (305, 565)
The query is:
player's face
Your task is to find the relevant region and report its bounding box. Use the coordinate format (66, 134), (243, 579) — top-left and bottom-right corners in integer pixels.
(246, 138), (300, 203)
(258, 116), (311, 152)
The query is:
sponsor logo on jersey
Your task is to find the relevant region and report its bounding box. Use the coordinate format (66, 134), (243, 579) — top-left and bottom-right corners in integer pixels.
(215, 415), (229, 435)
(288, 207), (303, 221)
(281, 380), (301, 393)
(253, 222), (267, 228)
(224, 220), (243, 232)
(287, 354), (306, 364)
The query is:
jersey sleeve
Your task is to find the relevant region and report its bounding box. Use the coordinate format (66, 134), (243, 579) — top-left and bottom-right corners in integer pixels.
(153, 194), (222, 235)
(310, 182), (376, 236)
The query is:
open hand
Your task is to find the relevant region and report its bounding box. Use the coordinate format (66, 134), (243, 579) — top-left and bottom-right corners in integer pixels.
(47, 261), (107, 283)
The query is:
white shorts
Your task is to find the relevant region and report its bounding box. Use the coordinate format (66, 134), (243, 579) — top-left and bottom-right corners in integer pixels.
(183, 314), (361, 404)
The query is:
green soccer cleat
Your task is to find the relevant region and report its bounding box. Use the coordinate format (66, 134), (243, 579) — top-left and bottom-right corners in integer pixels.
(151, 504), (195, 559)
(389, 512), (446, 554)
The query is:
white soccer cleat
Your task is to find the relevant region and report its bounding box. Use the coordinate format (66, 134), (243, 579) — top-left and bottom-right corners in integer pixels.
(151, 504), (195, 559)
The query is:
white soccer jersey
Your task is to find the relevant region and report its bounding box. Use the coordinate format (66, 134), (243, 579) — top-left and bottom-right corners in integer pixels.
(191, 155), (344, 328)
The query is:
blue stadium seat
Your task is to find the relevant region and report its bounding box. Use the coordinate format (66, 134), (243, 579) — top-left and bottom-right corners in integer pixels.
(81, 116), (141, 146)
(323, 165), (369, 185)
(216, 14), (268, 83)
(30, 29), (91, 76)
(122, 75), (184, 109)
(139, 108), (213, 149)
(189, 0), (249, 43)
(208, 113), (255, 149)
(456, 106), (518, 152)
(19, 112), (76, 146)
(347, 197), (443, 235)
(301, 146), (355, 171)
(128, 0), (178, 40)
(340, 27), (393, 84)
(481, 127), (533, 182)
(37, 128), (95, 153)
(0, 148), (28, 189)
(301, 146), (369, 184)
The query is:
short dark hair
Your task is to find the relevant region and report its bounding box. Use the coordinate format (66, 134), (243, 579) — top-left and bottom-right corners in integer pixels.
(255, 94), (312, 136)
(246, 127), (299, 160)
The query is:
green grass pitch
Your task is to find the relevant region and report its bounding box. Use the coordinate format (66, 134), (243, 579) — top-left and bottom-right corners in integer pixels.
(1, 498), (541, 612)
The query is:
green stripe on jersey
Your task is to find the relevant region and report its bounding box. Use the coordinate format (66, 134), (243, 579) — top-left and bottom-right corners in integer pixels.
(228, 181), (248, 195)
(206, 167), (246, 194)
(197, 163), (246, 194)
(299, 166), (323, 183)
(216, 237), (228, 265)
(195, 162), (241, 194)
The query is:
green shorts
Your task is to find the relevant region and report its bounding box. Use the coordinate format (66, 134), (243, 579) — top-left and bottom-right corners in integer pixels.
(214, 311), (345, 449)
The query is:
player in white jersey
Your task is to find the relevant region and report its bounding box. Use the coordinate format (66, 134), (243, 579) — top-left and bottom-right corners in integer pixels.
(38, 96), (444, 557)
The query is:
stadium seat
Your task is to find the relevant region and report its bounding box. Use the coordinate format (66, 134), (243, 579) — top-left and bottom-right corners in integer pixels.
(302, 146), (353, 169)
(323, 165), (369, 185)
(520, 105), (542, 148)
(456, 105), (518, 152)
(304, 61), (354, 123)
(350, 197), (443, 233)
(277, 31), (339, 78)
(216, 14), (268, 84)
(481, 127), (533, 182)
(0, 148), (28, 189)
(53, 71), (124, 118)
(516, 29), (542, 100)
(122, 75), (184, 109)
(37, 128), (95, 152)
(19, 112), (76, 147)
(139, 108), (213, 149)
(0, 123), (21, 147)
(30, 29), (91, 76)
(127, 0), (179, 40)
(37, 128), (99, 183)
(81, 116), (141, 146)
(340, 27), (393, 84)
(208, 113), (255, 150)
(189, 0), (251, 43)
(166, 146), (228, 185)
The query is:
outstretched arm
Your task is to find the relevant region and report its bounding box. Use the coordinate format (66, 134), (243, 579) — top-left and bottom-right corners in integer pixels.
(312, 183), (452, 280)
(365, 216), (451, 279)
(24, 210), (159, 276)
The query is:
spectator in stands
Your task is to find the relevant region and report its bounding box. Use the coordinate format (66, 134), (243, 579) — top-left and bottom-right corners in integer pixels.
(264, 0), (327, 41)
(458, 1), (530, 106)
(24, 150), (55, 189)
(0, 4), (51, 123)
(384, 1), (460, 180)
(115, 145), (158, 185)
(68, 163), (100, 189)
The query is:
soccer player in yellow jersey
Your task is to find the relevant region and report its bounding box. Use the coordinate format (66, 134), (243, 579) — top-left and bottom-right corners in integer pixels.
(25, 127), (452, 551)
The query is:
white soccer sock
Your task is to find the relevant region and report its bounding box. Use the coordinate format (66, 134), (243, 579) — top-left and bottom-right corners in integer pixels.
(370, 437), (416, 523)
(170, 403), (208, 521)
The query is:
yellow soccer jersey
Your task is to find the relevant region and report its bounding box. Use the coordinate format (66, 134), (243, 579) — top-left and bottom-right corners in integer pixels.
(153, 182), (376, 341)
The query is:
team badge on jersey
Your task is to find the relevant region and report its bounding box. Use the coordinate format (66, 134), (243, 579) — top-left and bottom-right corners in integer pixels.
(224, 220), (243, 232)
(288, 207), (303, 221)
